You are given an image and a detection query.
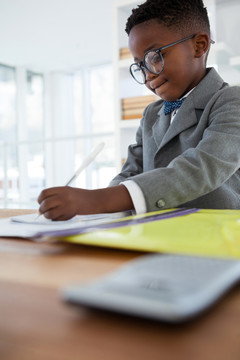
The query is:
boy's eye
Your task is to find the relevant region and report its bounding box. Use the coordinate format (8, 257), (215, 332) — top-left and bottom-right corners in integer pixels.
(146, 52), (162, 65)
(152, 53), (161, 64)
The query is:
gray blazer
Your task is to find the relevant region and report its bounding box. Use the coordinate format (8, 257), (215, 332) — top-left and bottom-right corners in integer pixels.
(110, 67), (240, 211)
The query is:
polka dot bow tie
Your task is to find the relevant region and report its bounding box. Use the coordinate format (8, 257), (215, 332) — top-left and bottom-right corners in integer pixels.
(163, 98), (185, 115)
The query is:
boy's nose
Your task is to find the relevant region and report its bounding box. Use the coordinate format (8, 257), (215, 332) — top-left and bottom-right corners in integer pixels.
(145, 69), (158, 82)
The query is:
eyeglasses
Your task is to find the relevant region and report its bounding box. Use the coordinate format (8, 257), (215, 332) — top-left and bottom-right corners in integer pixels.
(130, 34), (215, 85)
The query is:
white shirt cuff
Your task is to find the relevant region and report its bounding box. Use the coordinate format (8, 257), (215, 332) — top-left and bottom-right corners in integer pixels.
(122, 180), (147, 214)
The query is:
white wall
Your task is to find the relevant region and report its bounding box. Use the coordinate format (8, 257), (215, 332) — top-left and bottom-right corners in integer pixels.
(0, 0), (117, 72)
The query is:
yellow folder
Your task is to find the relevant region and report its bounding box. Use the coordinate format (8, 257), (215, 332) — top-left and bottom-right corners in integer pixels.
(63, 209), (240, 259)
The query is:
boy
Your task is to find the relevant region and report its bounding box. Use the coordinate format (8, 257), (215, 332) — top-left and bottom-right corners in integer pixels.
(38, 0), (240, 220)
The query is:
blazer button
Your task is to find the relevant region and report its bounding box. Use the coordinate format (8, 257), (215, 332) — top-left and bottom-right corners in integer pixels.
(156, 199), (166, 208)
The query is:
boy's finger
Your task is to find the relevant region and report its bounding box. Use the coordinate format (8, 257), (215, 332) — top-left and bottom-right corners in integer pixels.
(37, 187), (63, 204)
(38, 197), (59, 215)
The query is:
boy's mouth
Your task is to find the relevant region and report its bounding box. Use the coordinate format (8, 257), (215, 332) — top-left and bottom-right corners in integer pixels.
(150, 80), (166, 92)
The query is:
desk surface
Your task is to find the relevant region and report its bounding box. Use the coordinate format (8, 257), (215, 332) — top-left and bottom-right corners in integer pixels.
(1, 209), (240, 360)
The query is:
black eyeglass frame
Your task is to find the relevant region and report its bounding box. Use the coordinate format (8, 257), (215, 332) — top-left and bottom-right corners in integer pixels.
(129, 34), (215, 85)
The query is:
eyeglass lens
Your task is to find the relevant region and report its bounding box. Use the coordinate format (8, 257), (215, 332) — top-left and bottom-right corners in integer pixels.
(130, 64), (146, 84)
(145, 51), (164, 74)
(131, 51), (164, 84)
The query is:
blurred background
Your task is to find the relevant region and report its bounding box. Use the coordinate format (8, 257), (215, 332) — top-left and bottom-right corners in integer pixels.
(0, 0), (239, 209)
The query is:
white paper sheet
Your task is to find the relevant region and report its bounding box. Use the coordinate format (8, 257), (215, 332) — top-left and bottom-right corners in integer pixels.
(0, 211), (133, 241)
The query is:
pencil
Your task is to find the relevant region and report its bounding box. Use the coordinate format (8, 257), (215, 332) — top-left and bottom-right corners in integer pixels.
(36, 142), (105, 220)
(65, 142), (105, 186)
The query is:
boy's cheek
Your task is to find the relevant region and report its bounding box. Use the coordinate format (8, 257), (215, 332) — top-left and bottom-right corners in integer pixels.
(145, 83), (155, 94)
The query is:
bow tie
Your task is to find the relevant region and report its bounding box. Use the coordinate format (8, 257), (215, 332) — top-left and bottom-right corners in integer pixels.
(163, 98), (185, 115)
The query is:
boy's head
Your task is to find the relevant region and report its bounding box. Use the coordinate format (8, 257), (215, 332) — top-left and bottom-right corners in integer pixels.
(126, 0), (213, 102)
(125, 0), (210, 37)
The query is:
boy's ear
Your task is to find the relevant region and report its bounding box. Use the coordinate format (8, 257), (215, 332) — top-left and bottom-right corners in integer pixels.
(193, 33), (210, 58)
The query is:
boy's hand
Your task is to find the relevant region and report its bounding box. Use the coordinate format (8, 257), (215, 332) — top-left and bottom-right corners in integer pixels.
(37, 185), (134, 221)
(38, 187), (93, 220)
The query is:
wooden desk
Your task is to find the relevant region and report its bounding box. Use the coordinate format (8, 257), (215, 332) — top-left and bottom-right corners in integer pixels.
(1, 209), (240, 360)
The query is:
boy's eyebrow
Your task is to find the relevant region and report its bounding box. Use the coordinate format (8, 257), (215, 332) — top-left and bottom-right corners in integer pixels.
(145, 43), (163, 52)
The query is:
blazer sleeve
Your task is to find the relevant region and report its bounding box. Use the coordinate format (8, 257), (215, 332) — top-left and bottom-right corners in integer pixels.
(128, 86), (240, 211)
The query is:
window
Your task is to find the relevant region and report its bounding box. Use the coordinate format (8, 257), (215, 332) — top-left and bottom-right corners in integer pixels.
(25, 71), (45, 203)
(79, 64), (116, 189)
(0, 63), (116, 208)
(0, 64), (17, 207)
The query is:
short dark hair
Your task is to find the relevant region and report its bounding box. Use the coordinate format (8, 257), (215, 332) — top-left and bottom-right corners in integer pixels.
(125, 0), (210, 36)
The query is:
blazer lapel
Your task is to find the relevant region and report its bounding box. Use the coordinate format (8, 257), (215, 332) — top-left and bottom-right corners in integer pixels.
(160, 100), (198, 147)
(152, 99), (198, 150)
(153, 67), (225, 150)
(152, 106), (171, 147)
